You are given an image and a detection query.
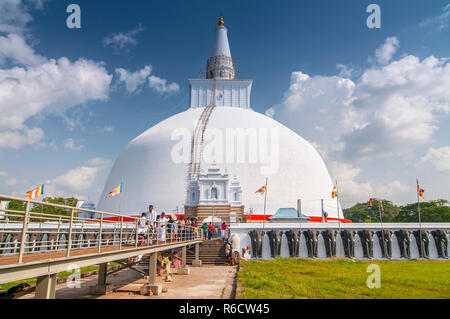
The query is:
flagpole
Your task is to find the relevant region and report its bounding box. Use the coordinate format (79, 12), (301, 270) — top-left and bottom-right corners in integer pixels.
(378, 198), (388, 259)
(119, 181), (123, 214)
(336, 180), (341, 233)
(263, 177), (268, 230)
(417, 178), (424, 259)
(321, 199), (324, 223)
(298, 198), (302, 254)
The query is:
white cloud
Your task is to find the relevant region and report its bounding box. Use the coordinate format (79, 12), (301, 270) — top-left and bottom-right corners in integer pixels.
(274, 71), (356, 157)
(0, 55), (112, 148)
(420, 146), (450, 172)
(148, 75), (180, 94)
(5, 178), (19, 186)
(265, 107), (275, 118)
(327, 161), (408, 207)
(336, 63), (354, 77)
(374, 37), (399, 65)
(0, 2), (113, 150)
(0, 33), (46, 66)
(103, 125), (113, 132)
(0, 127), (44, 149)
(0, 0), (44, 35)
(64, 138), (83, 151)
(343, 55), (450, 159)
(1, 57), (112, 130)
(85, 157), (111, 168)
(272, 38), (450, 161)
(115, 65), (151, 93)
(419, 4), (450, 30)
(103, 24), (144, 53)
(0, 171), (7, 177)
(45, 157), (111, 196)
(0, 3), (173, 152)
(51, 166), (102, 191)
(115, 65), (180, 95)
(4, 177), (28, 187)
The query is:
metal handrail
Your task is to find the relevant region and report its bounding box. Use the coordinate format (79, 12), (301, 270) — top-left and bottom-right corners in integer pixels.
(0, 194), (202, 263)
(0, 194), (134, 218)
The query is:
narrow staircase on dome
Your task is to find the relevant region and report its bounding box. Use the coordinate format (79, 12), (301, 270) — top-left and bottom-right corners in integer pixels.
(188, 79), (216, 180)
(188, 15), (237, 181)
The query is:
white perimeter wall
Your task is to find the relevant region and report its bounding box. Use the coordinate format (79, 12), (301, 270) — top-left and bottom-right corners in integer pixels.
(230, 223), (450, 260)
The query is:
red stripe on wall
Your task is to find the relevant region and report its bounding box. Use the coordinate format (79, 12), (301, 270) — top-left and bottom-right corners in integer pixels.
(244, 214), (352, 223)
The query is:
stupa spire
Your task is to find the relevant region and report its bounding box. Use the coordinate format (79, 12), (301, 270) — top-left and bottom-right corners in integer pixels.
(206, 14), (235, 79)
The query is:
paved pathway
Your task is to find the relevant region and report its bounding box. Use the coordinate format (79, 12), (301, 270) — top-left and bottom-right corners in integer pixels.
(19, 265), (237, 299)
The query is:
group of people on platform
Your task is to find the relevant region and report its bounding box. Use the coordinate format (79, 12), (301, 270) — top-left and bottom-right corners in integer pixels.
(137, 205), (201, 244)
(137, 205), (229, 244)
(135, 204), (229, 263)
(201, 221), (228, 240)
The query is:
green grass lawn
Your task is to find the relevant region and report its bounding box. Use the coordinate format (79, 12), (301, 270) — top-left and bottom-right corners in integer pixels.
(237, 258), (450, 299)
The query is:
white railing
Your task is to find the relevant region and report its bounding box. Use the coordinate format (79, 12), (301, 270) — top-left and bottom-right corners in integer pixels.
(0, 194), (202, 264)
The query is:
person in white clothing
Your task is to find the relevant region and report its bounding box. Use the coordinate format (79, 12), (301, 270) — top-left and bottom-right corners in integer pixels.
(138, 213), (148, 238)
(146, 205), (157, 227)
(158, 212), (168, 242)
(136, 213), (148, 263)
(146, 205), (157, 243)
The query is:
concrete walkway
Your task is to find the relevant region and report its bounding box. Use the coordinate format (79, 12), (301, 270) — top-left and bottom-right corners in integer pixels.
(19, 265), (237, 299)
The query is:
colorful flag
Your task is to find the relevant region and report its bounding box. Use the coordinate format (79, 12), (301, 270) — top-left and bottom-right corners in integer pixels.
(26, 184), (44, 200)
(331, 184), (337, 198)
(255, 184), (267, 195)
(379, 199), (385, 216)
(417, 181), (424, 199)
(108, 183), (122, 198)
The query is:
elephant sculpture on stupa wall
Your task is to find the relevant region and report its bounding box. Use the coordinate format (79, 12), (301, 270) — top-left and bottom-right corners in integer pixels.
(322, 230), (337, 258)
(303, 230), (319, 258)
(340, 229), (356, 258)
(285, 229), (301, 257)
(248, 230), (265, 258)
(267, 230), (283, 258)
(395, 229), (411, 259)
(431, 229), (448, 259)
(376, 230), (392, 258)
(358, 230), (374, 259)
(413, 230), (430, 259)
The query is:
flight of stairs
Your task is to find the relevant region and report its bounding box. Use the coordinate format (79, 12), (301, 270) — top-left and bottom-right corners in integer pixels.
(186, 239), (227, 265)
(135, 239), (228, 267)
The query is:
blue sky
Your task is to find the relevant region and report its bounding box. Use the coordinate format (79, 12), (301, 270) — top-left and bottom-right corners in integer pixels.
(0, 0), (449, 207)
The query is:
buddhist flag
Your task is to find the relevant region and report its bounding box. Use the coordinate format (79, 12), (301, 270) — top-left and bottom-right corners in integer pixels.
(379, 200), (385, 216)
(108, 183), (122, 198)
(26, 184), (44, 200)
(331, 184), (337, 198)
(255, 184), (267, 195)
(417, 181), (424, 199)
(368, 198), (376, 207)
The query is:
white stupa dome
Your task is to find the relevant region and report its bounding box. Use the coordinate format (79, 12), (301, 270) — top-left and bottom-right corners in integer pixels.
(97, 16), (343, 220)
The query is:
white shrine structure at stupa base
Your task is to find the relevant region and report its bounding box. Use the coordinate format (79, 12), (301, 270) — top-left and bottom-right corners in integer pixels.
(97, 16), (345, 223)
(185, 162), (245, 223)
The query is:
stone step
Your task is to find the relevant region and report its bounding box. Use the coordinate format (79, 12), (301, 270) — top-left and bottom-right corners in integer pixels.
(193, 260), (227, 263)
(194, 254), (225, 256)
(200, 244), (225, 249)
(186, 259), (226, 263)
(191, 259), (226, 263)
(186, 256), (226, 259)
